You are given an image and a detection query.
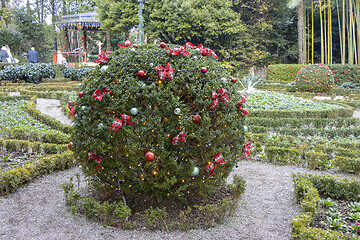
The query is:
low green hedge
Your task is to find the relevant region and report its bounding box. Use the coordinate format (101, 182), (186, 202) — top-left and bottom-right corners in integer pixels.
(248, 126), (360, 139)
(246, 132), (360, 175)
(249, 107), (354, 118)
(18, 89), (75, 100)
(0, 151), (75, 195)
(0, 127), (70, 144)
(18, 84), (78, 92)
(42, 77), (72, 83)
(291, 173), (359, 239)
(0, 95), (29, 101)
(0, 138), (68, 154)
(245, 117), (360, 129)
(279, 127), (360, 138)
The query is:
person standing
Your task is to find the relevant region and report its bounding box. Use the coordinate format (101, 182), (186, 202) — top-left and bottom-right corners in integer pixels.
(4, 45), (18, 63)
(27, 47), (39, 63)
(0, 46), (9, 63)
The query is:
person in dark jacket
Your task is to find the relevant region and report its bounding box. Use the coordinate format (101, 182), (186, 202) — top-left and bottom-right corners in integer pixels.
(27, 47), (39, 63)
(0, 46), (9, 63)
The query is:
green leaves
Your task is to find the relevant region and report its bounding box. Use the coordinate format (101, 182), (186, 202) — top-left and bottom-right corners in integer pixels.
(72, 44), (246, 199)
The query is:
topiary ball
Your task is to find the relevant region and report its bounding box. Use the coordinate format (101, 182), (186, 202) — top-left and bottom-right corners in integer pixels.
(295, 64), (335, 93)
(72, 43), (247, 199)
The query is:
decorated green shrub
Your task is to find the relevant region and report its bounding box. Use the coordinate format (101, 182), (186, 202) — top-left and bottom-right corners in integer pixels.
(71, 42), (248, 199)
(295, 64), (335, 93)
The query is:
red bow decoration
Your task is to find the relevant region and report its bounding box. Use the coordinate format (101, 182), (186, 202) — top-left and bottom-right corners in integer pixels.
(88, 153), (103, 173)
(172, 130), (186, 145)
(68, 101), (76, 117)
(209, 88), (229, 110)
(238, 94), (249, 116)
(184, 42), (203, 49)
(205, 153), (226, 174)
(240, 141), (251, 161)
(155, 63), (174, 81)
(165, 46), (189, 56)
(109, 114), (134, 134)
(118, 40), (133, 48)
(94, 50), (108, 65)
(92, 88), (112, 102)
(103, 88), (112, 95)
(200, 47), (218, 59)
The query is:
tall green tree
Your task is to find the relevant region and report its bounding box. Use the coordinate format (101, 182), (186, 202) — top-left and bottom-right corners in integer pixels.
(96, 0), (138, 35)
(12, 6), (54, 62)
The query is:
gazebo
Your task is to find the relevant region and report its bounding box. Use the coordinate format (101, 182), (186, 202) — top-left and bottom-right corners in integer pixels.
(54, 12), (111, 65)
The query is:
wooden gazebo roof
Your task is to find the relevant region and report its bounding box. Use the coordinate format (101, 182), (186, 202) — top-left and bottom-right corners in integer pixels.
(54, 12), (101, 30)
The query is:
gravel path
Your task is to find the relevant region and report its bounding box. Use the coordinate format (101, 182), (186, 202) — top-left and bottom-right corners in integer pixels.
(0, 97), (357, 240)
(35, 98), (73, 126)
(1, 161), (306, 240)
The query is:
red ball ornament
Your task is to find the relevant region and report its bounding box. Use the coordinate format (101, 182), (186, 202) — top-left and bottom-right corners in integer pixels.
(193, 114), (201, 123)
(138, 70), (145, 77)
(78, 91), (84, 98)
(201, 67), (207, 73)
(68, 142), (73, 150)
(145, 151), (155, 161)
(231, 77), (237, 83)
(159, 42), (166, 48)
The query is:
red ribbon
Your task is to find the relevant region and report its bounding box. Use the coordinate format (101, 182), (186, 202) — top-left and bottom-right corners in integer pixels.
(165, 46), (189, 56)
(205, 153), (226, 174)
(118, 40), (133, 48)
(103, 88), (112, 95)
(238, 94), (249, 116)
(94, 50), (108, 65)
(109, 114), (134, 134)
(240, 141), (251, 161)
(209, 88), (229, 110)
(88, 153), (103, 173)
(155, 63), (174, 81)
(68, 101), (75, 117)
(92, 89), (103, 101)
(172, 130), (186, 145)
(200, 47), (218, 59)
(184, 42), (203, 49)
(92, 88), (112, 102)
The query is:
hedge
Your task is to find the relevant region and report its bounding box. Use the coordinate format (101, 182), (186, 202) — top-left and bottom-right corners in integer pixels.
(266, 64), (360, 86)
(0, 127), (70, 144)
(249, 107), (354, 118)
(266, 64), (305, 83)
(330, 64), (360, 85)
(291, 173), (360, 240)
(0, 138), (68, 154)
(0, 151), (75, 195)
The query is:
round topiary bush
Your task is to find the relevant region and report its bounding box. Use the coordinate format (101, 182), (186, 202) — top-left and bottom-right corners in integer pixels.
(72, 43), (247, 200)
(295, 64), (335, 93)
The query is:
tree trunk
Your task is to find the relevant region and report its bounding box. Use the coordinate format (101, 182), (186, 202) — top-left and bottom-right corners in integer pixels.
(298, 0), (304, 64)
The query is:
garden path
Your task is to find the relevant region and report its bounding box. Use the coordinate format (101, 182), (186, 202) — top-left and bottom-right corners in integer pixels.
(0, 97), (358, 239)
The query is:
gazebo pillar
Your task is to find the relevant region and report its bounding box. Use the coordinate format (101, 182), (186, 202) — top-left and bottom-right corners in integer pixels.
(60, 29), (70, 52)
